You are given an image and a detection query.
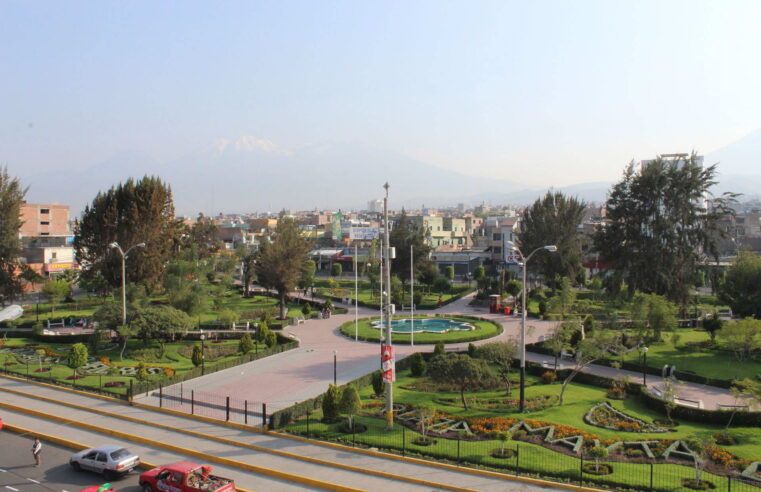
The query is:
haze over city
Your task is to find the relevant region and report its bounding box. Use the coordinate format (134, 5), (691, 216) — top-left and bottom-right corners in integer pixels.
(3, 0), (761, 214)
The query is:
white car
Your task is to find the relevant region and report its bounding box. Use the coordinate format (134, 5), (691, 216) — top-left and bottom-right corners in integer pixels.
(70, 445), (140, 479)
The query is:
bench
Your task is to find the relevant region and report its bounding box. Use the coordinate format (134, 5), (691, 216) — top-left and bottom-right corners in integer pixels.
(675, 398), (703, 409)
(289, 316), (306, 326)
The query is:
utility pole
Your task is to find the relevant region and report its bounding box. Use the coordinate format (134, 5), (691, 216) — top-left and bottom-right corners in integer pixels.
(383, 182), (394, 430)
(410, 243), (414, 347)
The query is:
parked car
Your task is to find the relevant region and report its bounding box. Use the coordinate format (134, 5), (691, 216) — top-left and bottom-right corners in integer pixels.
(139, 462), (235, 492)
(70, 445), (140, 479)
(0, 416), (4, 430)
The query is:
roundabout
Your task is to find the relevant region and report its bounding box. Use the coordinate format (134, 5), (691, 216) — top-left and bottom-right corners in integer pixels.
(339, 315), (502, 344)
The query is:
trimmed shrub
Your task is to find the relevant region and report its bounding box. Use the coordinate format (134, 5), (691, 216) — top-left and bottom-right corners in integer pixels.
(410, 352), (427, 377)
(321, 384), (342, 422)
(371, 370), (384, 396)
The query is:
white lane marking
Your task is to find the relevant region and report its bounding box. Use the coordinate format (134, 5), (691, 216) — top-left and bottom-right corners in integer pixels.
(6, 486), (19, 491)
(27, 479), (40, 484)
(0, 469), (6, 472)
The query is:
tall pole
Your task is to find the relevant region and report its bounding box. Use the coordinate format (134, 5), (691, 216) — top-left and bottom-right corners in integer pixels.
(379, 236), (384, 347)
(383, 182), (394, 429)
(354, 245), (358, 341)
(120, 252), (127, 326)
(410, 243), (414, 347)
(519, 256), (527, 412)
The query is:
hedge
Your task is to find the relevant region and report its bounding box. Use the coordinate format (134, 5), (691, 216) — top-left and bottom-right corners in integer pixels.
(269, 354), (416, 429)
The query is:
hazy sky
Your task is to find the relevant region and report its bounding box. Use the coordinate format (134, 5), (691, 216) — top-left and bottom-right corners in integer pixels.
(3, 0), (761, 188)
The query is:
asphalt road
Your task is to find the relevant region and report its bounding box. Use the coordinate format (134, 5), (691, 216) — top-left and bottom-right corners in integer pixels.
(0, 431), (141, 492)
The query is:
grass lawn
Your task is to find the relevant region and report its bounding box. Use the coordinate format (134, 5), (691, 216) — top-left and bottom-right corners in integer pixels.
(314, 278), (474, 309)
(618, 328), (761, 381)
(0, 336), (267, 396)
(338, 315), (502, 344)
(286, 366), (761, 489)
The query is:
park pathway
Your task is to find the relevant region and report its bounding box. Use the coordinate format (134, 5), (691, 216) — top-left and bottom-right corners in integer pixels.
(145, 289), (744, 415)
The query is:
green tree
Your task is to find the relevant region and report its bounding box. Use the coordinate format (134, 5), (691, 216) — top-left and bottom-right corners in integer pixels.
(239, 332), (255, 354)
(428, 353), (490, 409)
(371, 370), (384, 396)
(717, 318), (761, 361)
(240, 252), (258, 298)
(19, 265), (44, 295)
(264, 330), (277, 348)
(218, 309), (240, 328)
(0, 167), (26, 304)
(543, 321), (575, 373)
(339, 385), (362, 430)
(416, 403), (436, 437)
(321, 384), (342, 422)
(131, 305), (193, 348)
(331, 262), (342, 278)
(558, 331), (623, 405)
(255, 218), (310, 319)
(498, 431), (513, 457)
(93, 301), (138, 360)
(702, 312), (723, 343)
(390, 211), (434, 289)
(299, 259), (316, 294)
(732, 378), (761, 411)
(505, 279), (522, 308)
(587, 445), (609, 473)
(477, 341), (518, 395)
(631, 293), (677, 342)
(517, 191), (586, 287)
(445, 265), (455, 281)
(432, 276), (451, 295)
(661, 376), (679, 425)
(74, 176), (180, 293)
(191, 343), (203, 367)
(719, 251), (761, 318)
(42, 278), (71, 312)
(136, 361), (148, 381)
(433, 341), (445, 357)
(410, 352), (427, 377)
(684, 435), (716, 487)
(168, 281), (209, 316)
(256, 321), (271, 343)
(594, 154), (735, 309)
(67, 343), (89, 378)
(188, 214), (222, 259)
(547, 276), (576, 318)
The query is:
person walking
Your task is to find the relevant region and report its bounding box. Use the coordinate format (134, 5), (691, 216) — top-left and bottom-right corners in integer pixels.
(32, 437), (42, 467)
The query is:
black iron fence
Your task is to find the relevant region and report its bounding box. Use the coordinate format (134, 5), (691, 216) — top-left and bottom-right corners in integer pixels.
(284, 413), (761, 492)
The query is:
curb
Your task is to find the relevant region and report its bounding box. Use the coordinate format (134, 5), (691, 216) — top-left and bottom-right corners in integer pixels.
(0, 401), (361, 492)
(0, 386), (476, 492)
(3, 424), (255, 492)
(0, 374), (603, 492)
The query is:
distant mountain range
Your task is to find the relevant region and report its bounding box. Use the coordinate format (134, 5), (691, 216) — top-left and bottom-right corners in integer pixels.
(19, 130), (761, 216)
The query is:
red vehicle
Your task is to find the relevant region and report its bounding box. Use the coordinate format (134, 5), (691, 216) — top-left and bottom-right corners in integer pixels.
(80, 484), (115, 492)
(139, 462), (235, 492)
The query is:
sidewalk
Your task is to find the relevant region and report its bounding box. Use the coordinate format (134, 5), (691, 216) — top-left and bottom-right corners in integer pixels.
(152, 289), (740, 414)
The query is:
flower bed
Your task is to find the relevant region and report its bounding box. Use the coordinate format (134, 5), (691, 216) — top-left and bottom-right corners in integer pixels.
(585, 402), (669, 433)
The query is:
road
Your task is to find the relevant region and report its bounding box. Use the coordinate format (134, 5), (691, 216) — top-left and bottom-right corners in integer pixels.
(0, 431), (141, 492)
(0, 377), (554, 492)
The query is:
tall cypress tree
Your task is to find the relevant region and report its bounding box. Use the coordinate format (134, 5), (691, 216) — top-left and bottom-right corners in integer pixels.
(390, 210), (433, 287)
(594, 154), (735, 309)
(0, 167), (27, 303)
(74, 176), (180, 294)
(517, 191), (586, 286)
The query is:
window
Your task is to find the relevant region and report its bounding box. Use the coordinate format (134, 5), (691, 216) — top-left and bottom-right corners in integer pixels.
(41, 232), (49, 236)
(492, 233), (502, 240)
(40, 221), (49, 225)
(40, 208), (49, 214)
(51, 252), (57, 259)
(493, 246), (502, 254)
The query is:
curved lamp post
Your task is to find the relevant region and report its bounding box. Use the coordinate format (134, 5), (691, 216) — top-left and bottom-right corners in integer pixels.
(109, 242), (146, 326)
(505, 241), (557, 413)
(641, 346), (649, 386)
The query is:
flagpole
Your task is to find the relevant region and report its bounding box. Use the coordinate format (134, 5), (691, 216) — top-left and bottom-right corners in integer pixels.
(410, 243), (414, 347)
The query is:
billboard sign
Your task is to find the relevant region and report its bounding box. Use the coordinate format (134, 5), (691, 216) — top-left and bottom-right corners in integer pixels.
(504, 253), (521, 264)
(349, 227), (380, 240)
(381, 345), (395, 382)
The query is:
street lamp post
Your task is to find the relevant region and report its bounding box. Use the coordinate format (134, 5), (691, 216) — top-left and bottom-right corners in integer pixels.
(641, 346), (649, 386)
(200, 331), (206, 375)
(333, 349), (337, 385)
(109, 242), (146, 326)
(506, 241), (557, 413)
